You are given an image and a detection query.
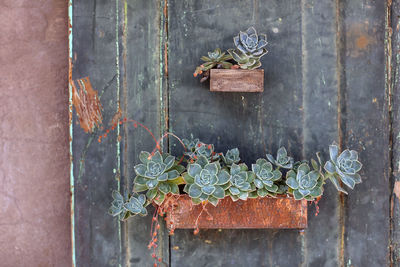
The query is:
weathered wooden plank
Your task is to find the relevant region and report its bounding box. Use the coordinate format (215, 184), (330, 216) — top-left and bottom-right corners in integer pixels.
(72, 1), (122, 266)
(121, 0), (167, 266)
(168, 0), (304, 265)
(210, 69), (264, 92)
(390, 0), (400, 265)
(301, 0), (341, 266)
(342, 1), (390, 266)
(166, 196), (307, 229)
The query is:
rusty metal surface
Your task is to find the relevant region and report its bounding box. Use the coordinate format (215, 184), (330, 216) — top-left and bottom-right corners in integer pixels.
(210, 69), (264, 92)
(166, 195), (307, 229)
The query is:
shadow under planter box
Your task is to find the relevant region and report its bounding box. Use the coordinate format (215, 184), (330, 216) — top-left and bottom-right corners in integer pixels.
(165, 195), (307, 229)
(210, 69), (264, 92)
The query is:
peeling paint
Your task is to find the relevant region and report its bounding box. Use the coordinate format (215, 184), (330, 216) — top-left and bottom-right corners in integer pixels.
(394, 181), (400, 199)
(71, 77), (103, 133)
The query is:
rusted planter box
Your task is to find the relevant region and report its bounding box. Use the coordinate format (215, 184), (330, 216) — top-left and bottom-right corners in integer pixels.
(210, 69), (264, 92)
(166, 195), (307, 229)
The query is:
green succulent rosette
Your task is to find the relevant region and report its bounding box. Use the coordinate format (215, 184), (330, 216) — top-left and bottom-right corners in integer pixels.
(109, 190), (148, 220)
(133, 151), (184, 205)
(266, 147), (294, 169)
(221, 148), (241, 166)
(227, 163), (255, 201)
(183, 156), (230, 206)
(286, 163), (323, 200)
(324, 143), (362, 193)
(252, 158), (282, 197)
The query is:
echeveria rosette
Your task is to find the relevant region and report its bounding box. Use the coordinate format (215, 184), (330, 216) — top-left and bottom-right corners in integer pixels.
(286, 163), (323, 200)
(234, 27), (268, 57)
(183, 161), (230, 206)
(221, 148), (240, 166)
(109, 190), (148, 220)
(252, 158), (282, 197)
(266, 147), (294, 169)
(194, 48), (233, 80)
(184, 140), (220, 162)
(227, 27), (268, 70)
(182, 138), (199, 152)
(324, 144), (362, 193)
(227, 163), (255, 201)
(133, 151), (183, 205)
(227, 49), (262, 70)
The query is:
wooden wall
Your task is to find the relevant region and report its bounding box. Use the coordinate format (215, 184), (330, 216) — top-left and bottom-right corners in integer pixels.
(71, 0), (398, 266)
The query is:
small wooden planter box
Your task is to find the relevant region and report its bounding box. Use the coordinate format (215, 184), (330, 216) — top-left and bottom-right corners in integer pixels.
(166, 195), (307, 229)
(210, 69), (264, 92)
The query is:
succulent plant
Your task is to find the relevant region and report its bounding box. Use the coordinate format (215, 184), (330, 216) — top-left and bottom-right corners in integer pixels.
(266, 147), (294, 169)
(227, 49), (262, 70)
(324, 144), (362, 193)
(286, 163), (323, 200)
(227, 163), (255, 201)
(221, 148), (240, 165)
(227, 27), (268, 70)
(133, 151), (183, 205)
(183, 159), (230, 206)
(234, 27), (268, 57)
(183, 139), (219, 162)
(109, 190), (148, 220)
(194, 48), (233, 81)
(252, 158), (282, 197)
(182, 137), (200, 151)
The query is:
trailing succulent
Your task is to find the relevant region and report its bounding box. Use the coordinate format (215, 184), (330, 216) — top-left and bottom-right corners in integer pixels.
(194, 27), (269, 81)
(110, 138), (363, 220)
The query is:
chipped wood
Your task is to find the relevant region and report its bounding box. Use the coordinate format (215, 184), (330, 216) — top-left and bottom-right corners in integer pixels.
(71, 77), (103, 133)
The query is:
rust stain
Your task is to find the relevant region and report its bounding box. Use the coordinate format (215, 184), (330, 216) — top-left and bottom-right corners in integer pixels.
(71, 77), (103, 133)
(394, 181), (400, 199)
(347, 23), (377, 58)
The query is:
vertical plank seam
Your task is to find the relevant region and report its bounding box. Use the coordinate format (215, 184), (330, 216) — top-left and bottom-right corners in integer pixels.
(300, 0), (308, 265)
(158, 0), (170, 265)
(115, 0), (123, 266)
(68, 0), (76, 266)
(335, 0), (347, 266)
(386, 0), (394, 266)
(122, 0), (130, 266)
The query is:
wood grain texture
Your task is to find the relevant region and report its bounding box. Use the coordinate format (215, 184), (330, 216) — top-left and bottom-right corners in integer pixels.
(72, 1), (123, 266)
(210, 69), (264, 92)
(168, 0), (305, 266)
(301, 0), (341, 266)
(342, 1), (390, 266)
(70, 0), (397, 266)
(391, 1), (400, 264)
(166, 196), (307, 229)
(121, 0), (168, 266)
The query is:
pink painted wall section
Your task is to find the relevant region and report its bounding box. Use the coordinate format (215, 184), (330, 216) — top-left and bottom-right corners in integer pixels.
(0, 0), (71, 266)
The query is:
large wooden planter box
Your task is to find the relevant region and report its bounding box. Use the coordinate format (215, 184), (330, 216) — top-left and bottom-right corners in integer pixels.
(166, 195), (307, 230)
(210, 69), (264, 92)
